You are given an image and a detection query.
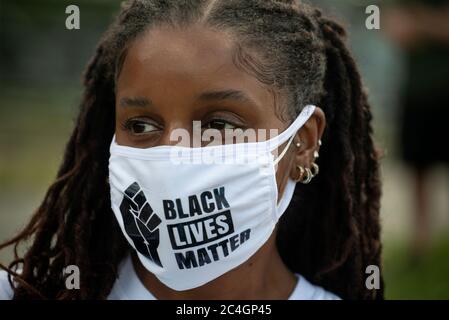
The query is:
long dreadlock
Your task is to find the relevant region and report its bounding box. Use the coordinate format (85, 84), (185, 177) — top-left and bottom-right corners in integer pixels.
(0, 0), (383, 299)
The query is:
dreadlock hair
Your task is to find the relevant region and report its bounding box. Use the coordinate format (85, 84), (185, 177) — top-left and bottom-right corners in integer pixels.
(0, 0), (383, 300)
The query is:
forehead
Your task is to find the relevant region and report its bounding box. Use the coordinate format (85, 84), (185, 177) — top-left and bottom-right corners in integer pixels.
(126, 25), (236, 75)
(116, 25), (274, 107)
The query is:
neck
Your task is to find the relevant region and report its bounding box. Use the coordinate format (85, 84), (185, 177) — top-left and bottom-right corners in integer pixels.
(132, 234), (297, 299)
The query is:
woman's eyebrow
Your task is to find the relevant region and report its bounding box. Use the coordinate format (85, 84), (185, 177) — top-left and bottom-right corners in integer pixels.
(119, 96), (152, 108)
(198, 89), (252, 104)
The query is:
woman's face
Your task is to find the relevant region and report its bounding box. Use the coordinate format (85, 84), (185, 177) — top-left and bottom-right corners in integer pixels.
(114, 25), (319, 197)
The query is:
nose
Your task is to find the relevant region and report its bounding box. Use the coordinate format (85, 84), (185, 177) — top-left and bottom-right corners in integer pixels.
(159, 120), (202, 148)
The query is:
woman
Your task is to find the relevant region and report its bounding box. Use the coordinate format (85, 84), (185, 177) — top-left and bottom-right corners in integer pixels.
(0, 0), (383, 300)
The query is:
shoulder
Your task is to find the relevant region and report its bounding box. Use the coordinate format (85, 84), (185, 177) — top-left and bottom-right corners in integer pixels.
(0, 270), (14, 300)
(289, 274), (341, 300)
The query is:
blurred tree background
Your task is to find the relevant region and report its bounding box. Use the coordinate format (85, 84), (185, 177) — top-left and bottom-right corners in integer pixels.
(1, 0), (448, 299)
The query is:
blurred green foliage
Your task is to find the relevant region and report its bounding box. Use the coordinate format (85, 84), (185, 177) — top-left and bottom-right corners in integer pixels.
(0, 85), (76, 187)
(383, 234), (449, 299)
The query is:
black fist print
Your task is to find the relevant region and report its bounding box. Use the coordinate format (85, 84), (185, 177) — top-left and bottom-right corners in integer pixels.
(119, 182), (163, 267)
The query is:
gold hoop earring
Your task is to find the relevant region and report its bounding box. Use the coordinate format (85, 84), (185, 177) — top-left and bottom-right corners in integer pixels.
(310, 163), (319, 177)
(299, 167), (313, 184)
(297, 165), (305, 180)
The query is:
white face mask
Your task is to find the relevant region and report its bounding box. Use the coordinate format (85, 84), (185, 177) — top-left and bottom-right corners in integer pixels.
(108, 105), (315, 291)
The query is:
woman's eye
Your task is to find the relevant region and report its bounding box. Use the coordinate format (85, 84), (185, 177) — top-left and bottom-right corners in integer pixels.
(125, 119), (159, 135)
(204, 119), (237, 131)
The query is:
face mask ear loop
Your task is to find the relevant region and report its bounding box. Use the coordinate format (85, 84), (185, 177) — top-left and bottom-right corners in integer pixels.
(273, 134), (296, 167)
(265, 105), (315, 152)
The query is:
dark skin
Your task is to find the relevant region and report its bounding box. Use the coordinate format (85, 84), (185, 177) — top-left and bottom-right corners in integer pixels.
(115, 24), (326, 299)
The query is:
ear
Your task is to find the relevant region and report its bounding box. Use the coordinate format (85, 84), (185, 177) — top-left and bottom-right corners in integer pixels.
(289, 107), (326, 181)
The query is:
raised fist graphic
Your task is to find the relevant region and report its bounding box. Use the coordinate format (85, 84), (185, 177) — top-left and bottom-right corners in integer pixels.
(119, 182), (163, 267)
